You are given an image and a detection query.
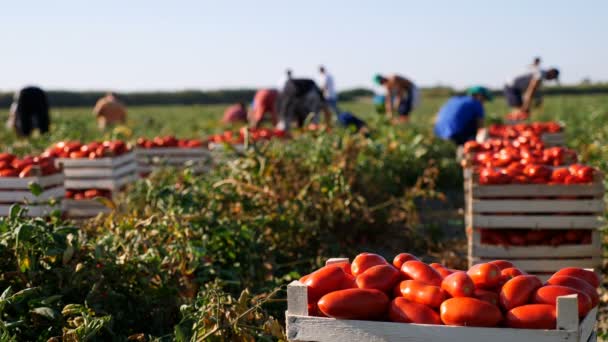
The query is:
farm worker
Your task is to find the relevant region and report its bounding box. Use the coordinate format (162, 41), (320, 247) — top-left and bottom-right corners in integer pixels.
(318, 65), (339, 113)
(337, 111), (369, 135)
(434, 86), (493, 145)
(222, 102), (248, 124)
(373, 73), (419, 122)
(6, 86), (50, 137)
(249, 89), (279, 128)
(277, 69), (293, 92)
(503, 67), (559, 114)
(93, 92), (127, 130)
(277, 78), (332, 131)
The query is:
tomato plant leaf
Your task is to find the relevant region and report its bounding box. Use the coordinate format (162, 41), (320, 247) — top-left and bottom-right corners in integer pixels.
(28, 182), (43, 197)
(30, 307), (60, 322)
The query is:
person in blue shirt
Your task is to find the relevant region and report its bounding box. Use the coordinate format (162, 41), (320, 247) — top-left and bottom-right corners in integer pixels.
(434, 86), (493, 145)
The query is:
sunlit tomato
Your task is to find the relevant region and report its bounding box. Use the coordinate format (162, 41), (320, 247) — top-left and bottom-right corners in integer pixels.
(301, 265), (356, 303)
(388, 297), (442, 324)
(551, 268), (600, 289)
(18, 164), (36, 178)
(546, 275), (599, 308)
(356, 264), (400, 293)
(523, 164), (551, 181)
(474, 288), (499, 306)
(505, 304), (556, 329)
(550, 168), (569, 183)
(467, 263), (501, 289)
(463, 141), (481, 154)
(499, 275), (542, 311)
(440, 297), (502, 327)
(429, 263), (454, 279)
(327, 262), (352, 276)
(501, 267), (526, 281)
(318, 288), (389, 320)
(398, 280), (447, 308)
(65, 190), (75, 199)
(400, 261), (443, 286)
(70, 151), (87, 159)
(575, 166), (594, 183)
(351, 253), (388, 276)
(441, 271), (475, 298)
(0, 153), (16, 163)
(487, 260), (514, 270)
(84, 189), (104, 199)
(533, 285), (591, 318)
(0, 169), (19, 177)
(392, 253), (419, 269)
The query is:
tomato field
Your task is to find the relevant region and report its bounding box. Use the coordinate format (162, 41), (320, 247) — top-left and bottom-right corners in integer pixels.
(0, 93), (607, 341)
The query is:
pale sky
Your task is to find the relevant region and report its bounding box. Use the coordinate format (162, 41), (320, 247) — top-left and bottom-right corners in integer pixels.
(1, 0), (607, 92)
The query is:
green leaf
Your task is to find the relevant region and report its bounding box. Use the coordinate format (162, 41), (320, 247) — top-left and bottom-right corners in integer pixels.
(0, 287), (13, 301)
(28, 182), (43, 197)
(8, 287), (39, 304)
(30, 307), (60, 321)
(94, 197), (117, 210)
(8, 204), (22, 220)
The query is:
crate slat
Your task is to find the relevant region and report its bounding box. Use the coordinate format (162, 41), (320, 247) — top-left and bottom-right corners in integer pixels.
(57, 151), (135, 168)
(135, 147), (210, 157)
(0, 186), (65, 203)
(471, 199), (604, 214)
(468, 214), (604, 229)
(0, 204), (62, 217)
(63, 162), (136, 178)
(470, 182), (604, 198)
(64, 173), (138, 190)
(0, 173), (64, 190)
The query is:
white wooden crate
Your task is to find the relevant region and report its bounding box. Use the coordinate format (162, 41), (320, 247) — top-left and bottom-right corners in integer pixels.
(63, 199), (113, 218)
(0, 173), (64, 190)
(63, 162), (136, 179)
(0, 203), (62, 217)
(0, 185), (65, 203)
(208, 142), (246, 153)
(64, 173), (138, 190)
(286, 259), (597, 342)
(56, 151), (135, 168)
(135, 147), (211, 175)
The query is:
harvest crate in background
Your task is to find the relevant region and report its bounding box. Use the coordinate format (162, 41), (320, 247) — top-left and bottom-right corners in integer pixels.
(285, 259), (598, 342)
(0, 172), (64, 217)
(57, 152), (137, 217)
(464, 170), (604, 278)
(135, 147), (211, 176)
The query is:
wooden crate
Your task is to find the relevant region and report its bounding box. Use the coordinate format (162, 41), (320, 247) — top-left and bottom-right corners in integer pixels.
(63, 198), (113, 218)
(0, 173), (65, 217)
(286, 259), (597, 342)
(58, 152), (137, 190)
(135, 147), (211, 174)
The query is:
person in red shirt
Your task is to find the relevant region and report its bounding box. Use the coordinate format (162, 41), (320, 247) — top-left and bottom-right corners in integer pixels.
(249, 89), (279, 128)
(222, 103), (247, 124)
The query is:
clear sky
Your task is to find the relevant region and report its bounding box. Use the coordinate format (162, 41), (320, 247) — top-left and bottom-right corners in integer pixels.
(1, 0), (607, 92)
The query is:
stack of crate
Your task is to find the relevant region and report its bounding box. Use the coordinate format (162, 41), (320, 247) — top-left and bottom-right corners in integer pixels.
(135, 146), (211, 176)
(0, 168), (64, 217)
(58, 151), (137, 218)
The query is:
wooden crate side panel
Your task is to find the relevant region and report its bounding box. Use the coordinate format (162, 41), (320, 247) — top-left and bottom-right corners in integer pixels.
(470, 183), (604, 198)
(0, 173), (64, 189)
(64, 173), (137, 190)
(0, 204), (62, 217)
(135, 147), (210, 157)
(63, 162), (136, 178)
(57, 151), (135, 168)
(471, 199), (604, 214)
(468, 214), (604, 229)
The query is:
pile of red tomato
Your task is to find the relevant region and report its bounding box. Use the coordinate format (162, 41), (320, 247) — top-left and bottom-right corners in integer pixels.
(488, 122), (562, 139)
(301, 253), (599, 328)
(136, 136), (203, 149)
(207, 127), (287, 145)
(45, 141), (130, 159)
(505, 111), (530, 122)
(65, 189), (112, 200)
(479, 228), (592, 246)
(478, 163), (596, 185)
(0, 153), (60, 178)
(465, 141), (577, 168)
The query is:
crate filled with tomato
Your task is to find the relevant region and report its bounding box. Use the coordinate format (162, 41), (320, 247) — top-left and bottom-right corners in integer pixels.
(207, 127), (287, 152)
(135, 136), (211, 176)
(49, 141), (136, 217)
(487, 121), (565, 147)
(461, 140), (577, 169)
(63, 188), (114, 217)
(0, 152), (64, 217)
(464, 163), (604, 278)
(287, 253), (598, 342)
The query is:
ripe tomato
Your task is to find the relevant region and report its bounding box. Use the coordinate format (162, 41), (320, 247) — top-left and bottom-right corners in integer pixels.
(301, 265), (356, 303)
(547, 275), (599, 307)
(552, 268), (600, 288)
(327, 262), (352, 275)
(351, 253), (388, 276)
(441, 271), (474, 298)
(505, 304), (556, 329)
(388, 297), (442, 325)
(501, 267), (526, 279)
(533, 285), (591, 318)
(65, 190), (75, 199)
(398, 280), (447, 308)
(467, 263), (501, 289)
(440, 297), (502, 327)
(463, 141), (481, 154)
(550, 168), (569, 183)
(84, 189), (103, 199)
(523, 164), (551, 181)
(499, 275), (542, 311)
(318, 288), (389, 320)
(575, 166), (594, 183)
(488, 260), (514, 270)
(474, 288), (499, 306)
(429, 263), (454, 278)
(356, 264), (400, 293)
(0, 153), (15, 163)
(392, 253), (419, 269)
(0, 169), (19, 177)
(18, 164), (35, 178)
(70, 151), (87, 159)
(400, 261), (442, 286)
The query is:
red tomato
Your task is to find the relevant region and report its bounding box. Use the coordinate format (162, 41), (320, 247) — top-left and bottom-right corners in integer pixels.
(488, 260), (514, 270)
(550, 168), (569, 183)
(474, 288), (499, 306)
(441, 271), (475, 298)
(400, 261), (442, 286)
(576, 166), (594, 183)
(0, 153), (15, 163)
(398, 280), (447, 308)
(388, 297), (442, 325)
(429, 263), (454, 278)
(501, 267), (526, 280)
(70, 151), (87, 159)
(65, 190), (75, 199)
(327, 262), (352, 275)
(533, 285), (592, 318)
(392, 253), (419, 269)
(552, 268), (600, 288)
(84, 189), (103, 199)
(500, 275), (542, 311)
(301, 265), (356, 303)
(440, 297), (502, 327)
(467, 263), (501, 289)
(356, 264), (400, 293)
(463, 141), (481, 154)
(505, 304), (556, 329)
(547, 275), (599, 307)
(351, 253), (388, 276)
(0, 169), (19, 177)
(523, 164), (551, 181)
(18, 164), (35, 178)
(318, 288), (389, 320)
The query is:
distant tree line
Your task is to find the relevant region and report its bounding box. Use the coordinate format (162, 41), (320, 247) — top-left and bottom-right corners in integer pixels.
(1, 84), (607, 108)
